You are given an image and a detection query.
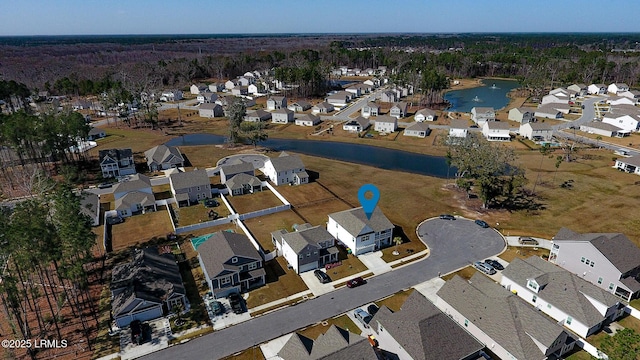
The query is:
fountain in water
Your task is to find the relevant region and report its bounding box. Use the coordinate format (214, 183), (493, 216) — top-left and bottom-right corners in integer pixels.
(472, 96), (481, 102)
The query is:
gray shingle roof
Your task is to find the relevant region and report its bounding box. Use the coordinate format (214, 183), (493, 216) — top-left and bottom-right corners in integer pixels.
(220, 161), (254, 178)
(328, 207), (393, 237)
(170, 169), (210, 191)
(527, 122), (553, 131)
(581, 121), (623, 132)
(297, 114), (321, 123)
(197, 231), (262, 278)
(375, 115), (397, 124)
(617, 155), (640, 168)
(144, 145), (184, 167)
(503, 256), (621, 328)
(280, 225), (335, 254)
(114, 191), (156, 211)
(313, 102), (333, 110)
(485, 121), (511, 130)
(79, 191), (99, 221)
(99, 148), (132, 163)
(273, 108), (294, 115)
(278, 333), (314, 359)
(267, 153), (305, 173)
(554, 228), (640, 274)
(278, 325), (371, 360)
(405, 122), (430, 132)
(113, 174), (152, 194)
(415, 108), (436, 117)
(449, 119), (468, 129)
(226, 173), (261, 190)
(371, 291), (482, 360)
(437, 274), (572, 360)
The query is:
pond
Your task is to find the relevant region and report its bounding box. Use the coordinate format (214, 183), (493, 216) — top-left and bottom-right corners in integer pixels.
(444, 79), (520, 113)
(165, 134), (453, 178)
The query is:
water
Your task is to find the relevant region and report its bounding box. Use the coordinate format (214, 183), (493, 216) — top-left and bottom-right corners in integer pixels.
(165, 134), (452, 178)
(444, 79), (520, 112)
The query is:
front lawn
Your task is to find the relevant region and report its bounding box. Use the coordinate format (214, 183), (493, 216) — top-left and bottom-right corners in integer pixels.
(245, 256), (308, 309)
(375, 289), (415, 312)
(498, 247), (549, 263)
(298, 314), (361, 339)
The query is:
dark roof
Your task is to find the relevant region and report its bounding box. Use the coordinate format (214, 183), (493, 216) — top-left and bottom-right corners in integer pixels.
(197, 231), (262, 278)
(405, 122), (430, 132)
(144, 145), (184, 167)
(246, 109), (272, 120)
(200, 103), (221, 110)
(371, 291), (482, 360)
(449, 119), (468, 129)
(617, 155), (640, 168)
(79, 191), (99, 221)
(220, 161), (254, 178)
(328, 207), (393, 237)
(99, 148), (132, 163)
(170, 169), (210, 190)
(554, 228), (640, 274)
(88, 127), (105, 136)
(267, 153), (305, 173)
(226, 173), (262, 190)
(279, 225), (335, 254)
(113, 174), (152, 194)
(278, 325), (373, 360)
(115, 191), (156, 211)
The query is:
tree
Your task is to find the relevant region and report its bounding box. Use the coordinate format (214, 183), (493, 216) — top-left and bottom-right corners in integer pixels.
(226, 99), (246, 145)
(240, 121), (268, 147)
(596, 135), (602, 148)
(532, 143), (551, 194)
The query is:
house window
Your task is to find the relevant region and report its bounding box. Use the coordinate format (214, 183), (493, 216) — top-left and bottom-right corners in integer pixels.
(361, 235), (369, 241)
(609, 283), (615, 291)
(590, 262), (595, 267)
(248, 262), (257, 270)
(581, 257), (585, 263)
(566, 316), (572, 325)
(598, 277), (603, 284)
(532, 295), (537, 303)
(307, 252), (311, 257)
(527, 280), (538, 291)
(299, 255), (303, 260)
(231, 257), (238, 264)
(464, 319), (468, 327)
(585, 260), (590, 266)
(220, 277), (231, 285)
(197, 186), (201, 191)
(547, 304), (552, 309)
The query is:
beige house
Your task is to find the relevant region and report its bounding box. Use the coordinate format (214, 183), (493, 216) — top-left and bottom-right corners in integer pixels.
(169, 169), (212, 207)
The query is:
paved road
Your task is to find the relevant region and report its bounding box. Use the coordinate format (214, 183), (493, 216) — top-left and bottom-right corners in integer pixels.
(140, 218), (505, 360)
(552, 96), (604, 131)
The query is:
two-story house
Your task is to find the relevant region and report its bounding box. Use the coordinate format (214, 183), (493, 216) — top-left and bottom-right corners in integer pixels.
(327, 206), (393, 256)
(144, 145), (184, 172)
(196, 231), (266, 298)
(470, 107), (495, 126)
(549, 228), (640, 301)
(361, 102), (380, 118)
(519, 122), (553, 142)
(219, 161), (255, 184)
(99, 148), (136, 178)
(271, 224), (339, 274)
(374, 115), (398, 133)
(112, 174), (156, 217)
(482, 121), (511, 141)
(261, 152), (308, 186)
(448, 119), (469, 140)
(508, 107), (535, 124)
(199, 103), (224, 118)
(389, 102), (408, 119)
(266, 96), (287, 110)
(608, 83), (630, 94)
(588, 84), (607, 95)
(501, 256), (625, 338)
(278, 325), (379, 359)
(271, 108), (295, 124)
(169, 169), (212, 207)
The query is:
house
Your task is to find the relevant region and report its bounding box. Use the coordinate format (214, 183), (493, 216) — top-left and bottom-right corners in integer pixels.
(295, 114), (321, 127)
(374, 115), (398, 133)
(271, 108), (295, 124)
(327, 206), (393, 255)
(190, 84), (207, 95)
(169, 169), (212, 207)
(311, 102), (334, 114)
(602, 112), (640, 132)
(403, 122), (431, 138)
(508, 107), (535, 124)
(580, 121), (628, 138)
(99, 148), (136, 178)
(470, 107), (495, 125)
(326, 91), (352, 106)
(87, 127), (106, 141)
(361, 102), (381, 118)
(379, 91), (397, 103)
(262, 152), (308, 186)
(615, 155), (640, 175)
(231, 86), (248, 96)
(247, 83), (259, 95)
(448, 119), (469, 139)
(80, 191), (100, 226)
(160, 90), (183, 102)
(519, 122), (553, 141)
(237, 76), (253, 86)
(435, 274), (576, 360)
(482, 121), (511, 141)
(72, 99), (92, 110)
(370, 291), (484, 360)
(113, 174), (156, 217)
(208, 83), (224, 92)
(588, 84), (607, 95)
(344, 84), (362, 97)
(287, 101), (312, 112)
(271, 224), (339, 274)
(414, 108), (436, 122)
(144, 145), (184, 172)
(343, 116), (370, 132)
(224, 80), (236, 90)
(278, 325), (380, 360)
(244, 109), (272, 122)
(363, 78), (380, 88)
(197, 92), (218, 103)
(198, 103), (224, 118)
(549, 227), (640, 301)
(606, 96), (636, 106)
(535, 105), (564, 119)
(608, 83), (630, 94)
(196, 231), (265, 298)
(389, 102), (408, 119)
(620, 90), (640, 100)
(219, 161), (254, 184)
(501, 256), (625, 338)
(225, 173), (263, 196)
(568, 84), (588, 97)
(266, 96), (287, 110)
(542, 94), (570, 105)
(111, 248), (187, 327)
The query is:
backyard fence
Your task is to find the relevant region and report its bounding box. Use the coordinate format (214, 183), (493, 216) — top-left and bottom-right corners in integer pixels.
(264, 182), (291, 206)
(238, 204), (290, 221)
(175, 217), (233, 235)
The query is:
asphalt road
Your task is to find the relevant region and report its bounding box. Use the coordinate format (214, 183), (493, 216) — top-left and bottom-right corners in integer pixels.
(140, 218), (505, 360)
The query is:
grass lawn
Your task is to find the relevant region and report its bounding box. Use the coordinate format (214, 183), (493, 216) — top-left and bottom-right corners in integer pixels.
(245, 256), (308, 308)
(630, 299), (640, 311)
(498, 247), (550, 263)
(174, 202), (231, 227)
(227, 190), (284, 214)
(110, 211), (174, 251)
(325, 247), (368, 281)
(294, 199), (351, 227)
(275, 182), (335, 205)
(298, 314), (361, 339)
(565, 349), (594, 360)
(243, 210), (306, 253)
(221, 347), (265, 360)
(442, 266), (478, 281)
(381, 238), (428, 263)
(375, 289), (415, 312)
(618, 314), (640, 333)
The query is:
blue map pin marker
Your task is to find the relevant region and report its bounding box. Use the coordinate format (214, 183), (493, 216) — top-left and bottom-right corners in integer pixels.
(358, 184), (380, 220)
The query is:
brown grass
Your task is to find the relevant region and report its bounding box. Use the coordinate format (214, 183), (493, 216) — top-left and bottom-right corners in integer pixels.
(221, 346), (266, 360)
(442, 266), (478, 281)
(174, 203), (231, 226)
(242, 210), (306, 252)
(245, 257), (308, 308)
(294, 199), (351, 227)
(324, 247), (368, 281)
(298, 314), (362, 339)
(375, 288), (415, 312)
(227, 190), (284, 214)
(111, 211), (174, 251)
(275, 182), (335, 205)
(498, 247), (550, 263)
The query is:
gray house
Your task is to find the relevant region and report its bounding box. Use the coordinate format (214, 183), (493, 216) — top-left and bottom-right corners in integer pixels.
(380, 91), (397, 103)
(403, 122), (430, 138)
(225, 173), (263, 196)
(278, 325), (380, 360)
(169, 169), (211, 207)
(549, 227), (640, 301)
(219, 161), (254, 184)
(87, 127), (106, 141)
(287, 101), (312, 112)
(144, 145), (184, 172)
(271, 108), (295, 124)
(311, 102), (334, 114)
(361, 102), (381, 118)
(198, 103), (224, 118)
(245, 109), (272, 122)
(80, 191), (100, 226)
(196, 231), (266, 298)
(271, 224), (339, 274)
(267, 96), (287, 110)
(112, 174), (156, 217)
(99, 148), (136, 178)
(389, 102), (408, 119)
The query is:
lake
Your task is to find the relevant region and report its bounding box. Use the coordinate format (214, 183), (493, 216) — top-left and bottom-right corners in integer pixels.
(165, 134), (452, 178)
(444, 79), (520, 113)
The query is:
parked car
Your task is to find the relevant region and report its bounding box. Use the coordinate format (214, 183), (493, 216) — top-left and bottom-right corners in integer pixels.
(130, 320), (142, 345)
(474, 261), (496, 275)
(346, 277), (366, 288)
(228, 293), (245, 314)
(354, 308), (372, 328)
(204, 198), (219, 208)
(484, 259), (504, 271)
(439, 214), (456, 220)
(475, 219), (489, 228)
(367, 304), (379, 316)
(518, 236), (539, 245)
(98, 182), (112, 189)
(210, 301), (224, 315)
(314, 269), (331, 284)
(106, 216), (124, 225)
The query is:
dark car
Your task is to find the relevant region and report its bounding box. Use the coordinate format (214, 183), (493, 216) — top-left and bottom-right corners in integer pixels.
(475, 219), (489, 228)
(130, 320), (142, 345)
(98, 182), (112, 189)
(228, 293), (245, 314)
(346, 277), (366, 288)
(204, 198), (219, 208)
(367, 304), (379, 316)
(210, 300), (224, 315)
(518, 236), (539, 245)
(485, 259), (504, 271)
(314, 269), (331, 284)
(439, 214), (456, 220)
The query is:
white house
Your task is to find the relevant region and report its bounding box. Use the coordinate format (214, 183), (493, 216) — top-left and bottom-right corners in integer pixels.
(508, 107), (535, 124)
(190, 84), (207, 95)
(389, 102), (408, 119)
(287, 101), (312, 112)
(224, 79), (236, 90)
(112, 174), (156, 217)
(361, 102), (380, 118)
(247, 84), (259, 95)
(343, 116), (370, 132)
(606, 96), (637, 106)
(231, 86), (248, 96)
(245, 109), (271, 122)
(602, 113), (640, 132)
(470, 107), (495, 126)
(414, 108), (436, 122)
(519, 122), (553, 141)
(311, 102), (334, 114)
(568, 84), (588, 97)
(160, 90), (182, 102)
(326, 91), (352, 106)
(262, 152), (308, 186)
(295, 114), (320, 127)
(588, 84), (607, 95)
(403, 122), (430, 138)
(326, 207), (393, 255)
(198, 103), (224, 118)
(197, 92), (218, 103)
(535, 105), (564, 119)
(608, 83), (630, 94)
(482, 121), (511, 141)
(615, 155), (640, 175)
(501, 256), (624, 338)
(271, 108), (295, 124)
(374, 115), (397, 133)
(267, 96), (287, 110)
(448, 119), (468, 139)
(580, 121), (628, 138)
(620, 90), (640, 100)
